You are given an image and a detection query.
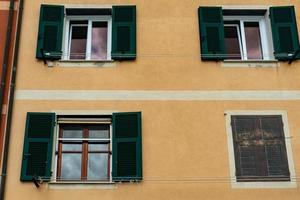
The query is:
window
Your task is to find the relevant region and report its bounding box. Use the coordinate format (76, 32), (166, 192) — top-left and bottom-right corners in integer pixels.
(226, 112), (297, 188)
(20, 112), (142, 183)
(63, 16), (112, 60)
(223, 16), (270, 60)
(198, 6), (300, 61)
(231, 115), (290, 181)
(57, 124), (111, 181)
(36, 5), (136, 61)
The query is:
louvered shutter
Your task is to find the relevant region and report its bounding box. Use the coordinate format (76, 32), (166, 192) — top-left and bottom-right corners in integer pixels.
(260, 116), (290, 179)
(20, 112), (55, 181)
(231, 115), (290, 181)
(36, 5), (64, 60)
(231, 116), (258, 180)
(270, 6), (300, 60)
(198, 7), (225, 60)
(111, 6), (136, 60)
(112, 112), (142, 181)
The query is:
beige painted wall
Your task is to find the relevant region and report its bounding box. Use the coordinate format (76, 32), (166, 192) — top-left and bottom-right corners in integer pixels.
(5, 101), (300, 200)
(5, 0), (300, 199)
(15, 0), (300, 90)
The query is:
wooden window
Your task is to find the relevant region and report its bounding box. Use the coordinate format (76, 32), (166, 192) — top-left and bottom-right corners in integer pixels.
(231, 115), (290, 182)
(56, 124), (111, 181)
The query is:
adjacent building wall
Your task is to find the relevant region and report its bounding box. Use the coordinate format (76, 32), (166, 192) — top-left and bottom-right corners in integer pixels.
(0, 0), (17, 169)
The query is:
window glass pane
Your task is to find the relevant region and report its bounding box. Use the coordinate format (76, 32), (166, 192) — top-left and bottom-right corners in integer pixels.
(87, 153), (109, 180)
(62, 143), (82, 151)
(224, 26), (241, 59)
(89, 143), (109, 151)
(62, 127), (82, 138)
(70, 25), (88, 60)
(61, 153), (82, 180)
(89, 125), (110, 138)
(91, 22), (107, 60)
(244, 22), (263, 59)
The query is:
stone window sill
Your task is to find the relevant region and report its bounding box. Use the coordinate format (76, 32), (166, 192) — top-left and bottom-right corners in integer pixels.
(47, 60), (116, 68)
(47, 181), (117, 189)
(222, 60), (279, 68)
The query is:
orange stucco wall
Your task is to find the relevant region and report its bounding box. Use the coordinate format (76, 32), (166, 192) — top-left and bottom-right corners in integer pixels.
(5, 0), (300, 199)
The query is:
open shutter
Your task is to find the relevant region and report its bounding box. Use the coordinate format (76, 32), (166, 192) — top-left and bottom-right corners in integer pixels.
(112, 112), (142, 181)
(270, 6), (300, 60)
(20, 112), (55, 181)
(111, 6), (136, 60)
(198, 7), (225, 60)
(36, 5), (64, 60)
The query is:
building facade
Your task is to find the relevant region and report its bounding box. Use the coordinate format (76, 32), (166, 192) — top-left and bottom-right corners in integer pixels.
(4, 0), (300, 199)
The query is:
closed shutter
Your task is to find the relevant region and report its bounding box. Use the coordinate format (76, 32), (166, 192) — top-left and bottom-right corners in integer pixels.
(36, 5), (64, 60)
(198, 7), (225, 60)
(260, 116), (290, 178)
(111, 6), (136, 60)
(231, 116), (258, 179)
(20, 112), (55, 181)
(231, 115), (290, 181)
(112, 112), (142, 181)
(270, 6), (300, 60)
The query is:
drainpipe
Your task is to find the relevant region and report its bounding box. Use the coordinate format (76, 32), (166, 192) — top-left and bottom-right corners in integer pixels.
(0, 0), (24, 199)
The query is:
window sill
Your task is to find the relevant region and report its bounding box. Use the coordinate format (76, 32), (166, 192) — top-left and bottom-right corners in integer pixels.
(47, 181), (117, 189)
(231, 179), (297, 189)
(47, 60), (116, 68)
(222, 60), (279, 68)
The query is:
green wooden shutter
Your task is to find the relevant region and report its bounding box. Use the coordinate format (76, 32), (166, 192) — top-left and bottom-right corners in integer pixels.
(112, 112), (142, 181)
(20, 112), (55, 181)
(111, 6), (136, 60)
(198, 7), (225, 60)
(270, 6), (300, 60)
(36, 5), (64, 60)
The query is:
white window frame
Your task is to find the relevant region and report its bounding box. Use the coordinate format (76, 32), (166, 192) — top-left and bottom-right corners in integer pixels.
(52, 115), (113, 183)
(63, 15), (112, 61)
(223, 15), (274, 61)
(225, 110), (297, 188)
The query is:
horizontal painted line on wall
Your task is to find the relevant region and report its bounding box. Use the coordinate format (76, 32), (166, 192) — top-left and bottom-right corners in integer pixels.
(14, 90), (300, 101)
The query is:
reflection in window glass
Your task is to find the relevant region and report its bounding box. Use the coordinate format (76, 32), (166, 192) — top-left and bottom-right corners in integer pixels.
(87, 154), (109, 180)
(62, 143), (82, 151)
(224, 26), (241, 59)
(70, 26), (88, 60)
(62, 127), (82, 138)
(91, 22), (107, 60)
(61, 154), (82, 180)
(244, 22), (263, 60)
(89, 125), (110, 138)
(89, 143), (109, 151)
